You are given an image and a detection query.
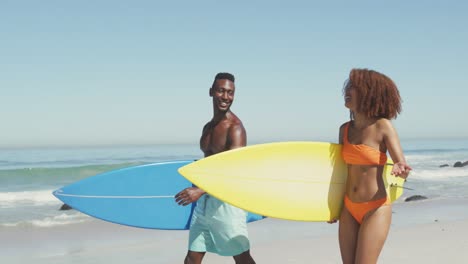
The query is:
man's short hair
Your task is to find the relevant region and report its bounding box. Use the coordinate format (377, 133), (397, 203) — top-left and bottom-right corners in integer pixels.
(212, 72), (235, 87)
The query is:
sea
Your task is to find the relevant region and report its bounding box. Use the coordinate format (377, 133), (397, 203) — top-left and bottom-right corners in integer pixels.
(1, 139), (468, 229)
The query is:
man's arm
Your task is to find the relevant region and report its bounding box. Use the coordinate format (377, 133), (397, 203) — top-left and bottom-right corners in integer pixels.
(175, 123), (210, 206)
(228, 123), (246, 150)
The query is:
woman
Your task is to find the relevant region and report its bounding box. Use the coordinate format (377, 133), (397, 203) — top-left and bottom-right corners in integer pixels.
(337, 68), (411, 264)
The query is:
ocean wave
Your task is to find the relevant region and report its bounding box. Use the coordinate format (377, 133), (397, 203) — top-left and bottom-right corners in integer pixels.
(1, 213), (91, 228)
(0, 190), (60, 208)
(1, 158), (166, 170)
(406, 148), (468, 153)
(0, 145), (200, 171)
(410, 167), (468, 180)
(0, 163), (143, 189)
(406, 152), (468, 170)
(406, 153), (461, 161)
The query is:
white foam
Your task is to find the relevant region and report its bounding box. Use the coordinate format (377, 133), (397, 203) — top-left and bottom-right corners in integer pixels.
(2, 213), (90, 227)
(406, 151), (468, 164)
(0, 189), (59, 208)
(410, 167), (468, 180)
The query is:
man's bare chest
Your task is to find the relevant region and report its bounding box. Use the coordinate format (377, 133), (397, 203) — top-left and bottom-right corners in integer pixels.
(200, 128), (229, 155)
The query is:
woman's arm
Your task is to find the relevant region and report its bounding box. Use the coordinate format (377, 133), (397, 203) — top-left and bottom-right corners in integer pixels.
(381, 119), (412, 179)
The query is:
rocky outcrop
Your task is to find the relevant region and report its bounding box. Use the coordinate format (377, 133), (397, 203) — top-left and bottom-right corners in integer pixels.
(453, 161), (468, 168)
(404, 195), (428, 202)
(439, 161), (468, 168)
(59, 203), (72, 210)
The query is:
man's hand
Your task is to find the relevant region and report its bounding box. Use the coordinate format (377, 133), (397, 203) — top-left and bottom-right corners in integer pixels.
(175, 187), (205, 206)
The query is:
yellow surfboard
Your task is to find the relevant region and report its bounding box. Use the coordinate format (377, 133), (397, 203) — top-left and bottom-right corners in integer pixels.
(178, 142), (405, 222)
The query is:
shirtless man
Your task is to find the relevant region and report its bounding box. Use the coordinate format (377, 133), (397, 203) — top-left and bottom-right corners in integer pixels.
(175, 73), (256, 264)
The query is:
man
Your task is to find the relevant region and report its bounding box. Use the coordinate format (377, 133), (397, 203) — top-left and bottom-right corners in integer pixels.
(175, 73), (256, 264)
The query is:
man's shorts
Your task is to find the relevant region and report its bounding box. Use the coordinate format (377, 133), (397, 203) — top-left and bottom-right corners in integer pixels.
(188, 194), (250, 256)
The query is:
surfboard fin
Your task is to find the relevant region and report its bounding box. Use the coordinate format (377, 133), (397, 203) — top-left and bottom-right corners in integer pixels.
(390, 183), (414, 190)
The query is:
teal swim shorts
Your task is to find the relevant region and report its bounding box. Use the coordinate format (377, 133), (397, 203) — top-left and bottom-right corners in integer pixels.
(188, 194), (250, 256)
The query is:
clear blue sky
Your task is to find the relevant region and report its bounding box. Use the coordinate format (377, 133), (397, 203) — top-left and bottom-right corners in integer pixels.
(1, 1), (467, 148)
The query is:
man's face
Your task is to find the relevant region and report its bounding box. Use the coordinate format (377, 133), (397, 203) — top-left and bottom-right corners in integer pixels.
(211, 79), (235, 112)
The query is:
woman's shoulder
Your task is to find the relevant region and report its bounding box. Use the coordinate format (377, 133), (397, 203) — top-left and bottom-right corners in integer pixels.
(339, 121), (350, 129)
(375, 118), (395, 135)
(375, 118), (392, 127)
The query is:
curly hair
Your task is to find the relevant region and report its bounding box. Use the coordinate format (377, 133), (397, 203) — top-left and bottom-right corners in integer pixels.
(343, 68), (402, 120)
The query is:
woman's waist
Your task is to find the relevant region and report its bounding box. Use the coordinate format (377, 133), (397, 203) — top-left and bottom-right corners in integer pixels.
(345, 189), (388, 203)
(345, 174), (387, 202)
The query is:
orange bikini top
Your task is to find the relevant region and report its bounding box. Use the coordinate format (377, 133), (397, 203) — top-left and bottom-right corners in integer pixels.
(342, 122), (387, 165)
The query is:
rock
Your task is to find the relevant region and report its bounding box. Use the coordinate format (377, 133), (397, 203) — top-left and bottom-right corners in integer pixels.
(439, 164), (449, 168)
(404, 195), (428, 202)
(59, 203), (73, 210)
(453, 161), (468, 167)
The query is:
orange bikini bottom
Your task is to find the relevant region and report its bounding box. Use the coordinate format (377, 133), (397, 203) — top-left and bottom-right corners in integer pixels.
(344, 195), (391, 224)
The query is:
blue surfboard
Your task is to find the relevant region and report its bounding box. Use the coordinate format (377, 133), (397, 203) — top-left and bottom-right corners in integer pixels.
(53, 160), (264, 230)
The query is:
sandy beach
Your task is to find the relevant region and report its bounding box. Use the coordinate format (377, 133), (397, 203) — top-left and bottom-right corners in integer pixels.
(2, 197), (468, 264)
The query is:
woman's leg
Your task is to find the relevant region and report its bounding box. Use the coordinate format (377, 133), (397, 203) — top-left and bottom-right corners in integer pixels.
(339, 206), (360, 264)
(355, 205), (392, 264)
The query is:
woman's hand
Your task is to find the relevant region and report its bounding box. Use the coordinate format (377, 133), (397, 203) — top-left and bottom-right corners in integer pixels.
(391, 162), (412, 179)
